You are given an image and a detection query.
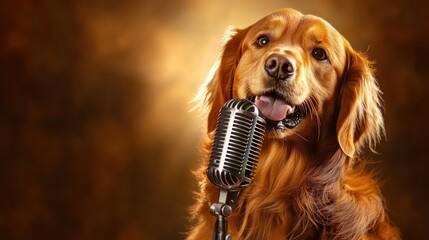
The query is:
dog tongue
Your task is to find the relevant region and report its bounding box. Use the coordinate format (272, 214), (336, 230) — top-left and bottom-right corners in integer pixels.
(255, 96), (293, 121)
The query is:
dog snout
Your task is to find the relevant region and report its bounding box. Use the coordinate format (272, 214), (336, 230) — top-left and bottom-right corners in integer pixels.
(264, 54), (295, 80)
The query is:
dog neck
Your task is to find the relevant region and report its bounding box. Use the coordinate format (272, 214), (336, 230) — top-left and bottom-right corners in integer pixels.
(228, 138), (350, 239)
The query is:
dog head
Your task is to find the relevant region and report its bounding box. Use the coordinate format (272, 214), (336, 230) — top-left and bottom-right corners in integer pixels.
(196, 8), (384, 157)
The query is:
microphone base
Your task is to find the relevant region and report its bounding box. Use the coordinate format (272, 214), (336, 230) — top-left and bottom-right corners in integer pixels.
(210, 203), (233, 240)
(210, 189), (239, 240)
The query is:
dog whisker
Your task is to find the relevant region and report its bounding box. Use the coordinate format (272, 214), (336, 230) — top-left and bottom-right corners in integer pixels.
(309, 96), (321, 141)
(292, 130), (310, 142)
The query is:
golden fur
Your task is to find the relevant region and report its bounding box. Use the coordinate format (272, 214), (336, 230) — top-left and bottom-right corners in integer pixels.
(188, 8), (400, 239)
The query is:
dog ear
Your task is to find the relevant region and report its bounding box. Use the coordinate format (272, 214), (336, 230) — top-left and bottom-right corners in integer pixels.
(336, 46), (385, 157)
(194, 27), (250, 133)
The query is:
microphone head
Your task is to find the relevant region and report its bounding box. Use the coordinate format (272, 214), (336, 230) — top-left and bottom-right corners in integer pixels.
(207, 99), (266, 191)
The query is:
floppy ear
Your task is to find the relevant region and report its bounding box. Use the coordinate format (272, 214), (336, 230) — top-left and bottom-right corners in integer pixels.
(195, 27), (250, 133)
(336, 46), (385, 157)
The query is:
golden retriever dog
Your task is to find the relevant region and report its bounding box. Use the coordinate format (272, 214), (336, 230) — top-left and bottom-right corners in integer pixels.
(188, 8), (400, 239)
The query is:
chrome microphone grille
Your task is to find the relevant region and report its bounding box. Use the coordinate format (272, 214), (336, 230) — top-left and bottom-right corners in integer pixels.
(207, 99), (266, 191)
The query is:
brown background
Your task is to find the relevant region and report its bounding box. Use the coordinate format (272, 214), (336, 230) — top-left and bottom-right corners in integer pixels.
(1, 0), (428, 239)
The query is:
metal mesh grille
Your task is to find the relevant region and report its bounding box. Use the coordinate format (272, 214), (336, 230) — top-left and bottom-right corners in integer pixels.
(207, 99), (266, 190)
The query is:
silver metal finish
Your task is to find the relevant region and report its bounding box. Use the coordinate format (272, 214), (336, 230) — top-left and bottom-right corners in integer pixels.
(207, 99), (266, 240)
(207, 99), (266, 191)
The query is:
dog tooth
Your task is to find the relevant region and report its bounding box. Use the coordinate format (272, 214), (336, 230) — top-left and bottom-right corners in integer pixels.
(276, 121), (286, 132)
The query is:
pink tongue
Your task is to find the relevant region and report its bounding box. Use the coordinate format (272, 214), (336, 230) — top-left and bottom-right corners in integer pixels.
(255, 96), (293, 121)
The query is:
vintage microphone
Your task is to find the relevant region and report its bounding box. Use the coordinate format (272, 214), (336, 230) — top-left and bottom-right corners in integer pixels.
(206, 99), (266, 240)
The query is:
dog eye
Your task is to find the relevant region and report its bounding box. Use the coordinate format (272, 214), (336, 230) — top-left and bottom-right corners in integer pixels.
(255, 35), (270, 47)
(311, 48), (328, 61)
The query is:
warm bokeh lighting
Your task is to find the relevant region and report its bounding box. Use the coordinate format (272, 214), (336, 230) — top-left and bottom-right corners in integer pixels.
(1, 0), (428, 239)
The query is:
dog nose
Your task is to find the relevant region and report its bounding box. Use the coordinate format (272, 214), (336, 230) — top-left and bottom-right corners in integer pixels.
(264, 54), (295, 80)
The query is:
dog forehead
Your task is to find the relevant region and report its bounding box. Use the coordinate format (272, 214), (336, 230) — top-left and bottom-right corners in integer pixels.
(247, 11), (339, 40)
(246, 10), (303, 38)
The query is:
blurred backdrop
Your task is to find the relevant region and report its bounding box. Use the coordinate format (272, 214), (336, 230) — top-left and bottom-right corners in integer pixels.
(1, 0), (428, 239)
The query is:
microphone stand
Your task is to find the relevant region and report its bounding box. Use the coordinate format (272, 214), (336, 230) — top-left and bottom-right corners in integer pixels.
(210, 189), (239, 240)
